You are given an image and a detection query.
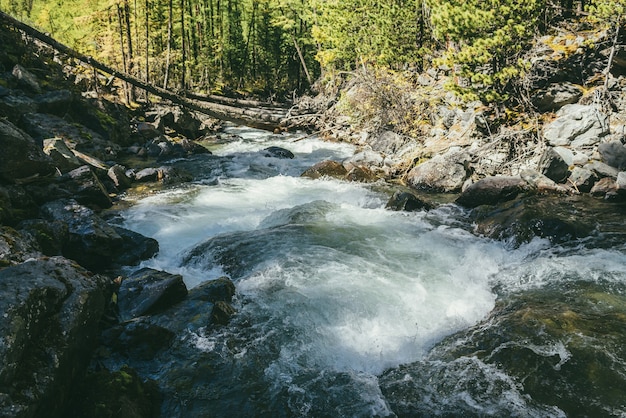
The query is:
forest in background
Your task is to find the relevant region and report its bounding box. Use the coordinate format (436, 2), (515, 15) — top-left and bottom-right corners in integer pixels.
(0, 0), (624, 104)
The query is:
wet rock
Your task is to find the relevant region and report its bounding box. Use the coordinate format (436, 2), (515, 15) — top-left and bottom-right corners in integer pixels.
(134, 167), (160, 182)
(406, 149), (470, 192)
(18, 218), (69, 256)
(543, 104), (609, 148)
(456, 176), (529, 208)
(520, 169), (569, 194)
(188, 276), (236, 303)
(0, 256), (108, 418)
(598, 140), (626, 170)
(40, 199), (123, 270)
(65, 366), (162, 418)
(12, 64), (41, 93)
(58, 165), (112, 209)
(135, 121), (162, 139)
(179, 138), (211, 155)
(0, 185), (39, 225)
(301, 160), (348, 179)
(118, 268), (188, 322)
(470, 196), (595, 245)
(263, 146), (294, 159)
(345, 165), (378, 182)
(532, 82), (583, 111)
(386, 190), (434, 212)
(0, 119), (56, 183)
(101, 319), (176, 360)
(146, 136), (187, 160)
(343, 149), (385, 171)
(112, 226), (159, 267)
(538, 147), (570, 183)
(211, 301), (237, 325)
(43, 137), (82, 173)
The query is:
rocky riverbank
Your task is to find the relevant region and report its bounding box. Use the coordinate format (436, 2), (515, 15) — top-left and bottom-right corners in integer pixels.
(3, 17), (626, 418)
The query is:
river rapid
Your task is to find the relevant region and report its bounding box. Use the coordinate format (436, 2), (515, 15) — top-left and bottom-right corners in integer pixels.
(118, 125), (626, 417)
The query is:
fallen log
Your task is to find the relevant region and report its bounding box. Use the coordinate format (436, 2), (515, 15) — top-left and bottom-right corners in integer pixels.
(0, 10), (289, 131)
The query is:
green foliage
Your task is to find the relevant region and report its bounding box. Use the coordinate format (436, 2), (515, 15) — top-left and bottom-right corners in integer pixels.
(427, 0), (545, 103)
(586, 0), (626, 24)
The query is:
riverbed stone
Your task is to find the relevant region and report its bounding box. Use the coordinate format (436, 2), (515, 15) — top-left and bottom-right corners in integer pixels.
(538, 147), (570, 183)
(118, 267), (188, 322)
(585, 161), (620, 179)
(590, 177), (618, 198)
(386, 190), (434, 212)
(43, 137), (82, 173)
(568, 166), (597, 193)
(301, 160), (348, 179)
(263, 146), (294, 159)
(0, 226), (42, 267)
(107, 164), (132, 189)
(58, 165), (112, 208)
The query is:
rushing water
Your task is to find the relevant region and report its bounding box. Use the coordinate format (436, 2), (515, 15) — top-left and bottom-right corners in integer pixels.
(119, 125), (626, 417)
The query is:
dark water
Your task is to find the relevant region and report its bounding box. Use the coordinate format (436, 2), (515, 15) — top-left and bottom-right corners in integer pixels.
(118, 126), (626, 417)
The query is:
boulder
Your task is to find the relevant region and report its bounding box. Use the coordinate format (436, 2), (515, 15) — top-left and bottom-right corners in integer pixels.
(568, 167), (597, 193)
(386, 190), (434, 212)
(538, 147), (570, 183)
(111, 226), (159, 267)
(406, 149), (470, 192)
(585, 161), (620, 179)
(345, 165), (378, 182)
(0, 119), (56, 183)
(590, 177), (618, 198)
(532, 82), (583, 112)
(366, 130), (412, 154)
(17, 218), (69, 256)
(301, 160), (348, 179)
(598, 140), (626, 170)
(188, 276), (236, 303)
(35, 90), (74, 115)
(343, 149), (385, 171)
(0, 226), (42, 267)
(456, 176), (529, 208)
(153, 106), (203, 139)
(40, 200), (123, 270)
(43, 137), (82, 173)
(57, 165), (112, 209)
(0, 257), (108, 418)
(11, 64), (41, 93)
(543, 104), (609, 148)
(107, 164), (132, 189)
(134, 167), (160, 182)
(118, 268), (188, 321)
(0, 90), (37, 122)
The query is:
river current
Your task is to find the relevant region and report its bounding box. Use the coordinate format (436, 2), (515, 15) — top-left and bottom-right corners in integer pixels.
(119, 125), (626, 417)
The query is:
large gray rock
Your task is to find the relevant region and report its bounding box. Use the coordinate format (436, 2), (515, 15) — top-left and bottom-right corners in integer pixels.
(301, 160), (348, 179)
(11, 64), (41, 93)
(0, 256), (108, 418)
(0, 119), (56, 183)
(532, 82), (583, 112)
(598, 140), (626, 170)
(43, 137), (82, 173)
(538, 147), (570, 183)
(568, 166), (597, 193)
(0, 226), (42, 267)
(57, 165), (112, 209)
(406, 149), (470, 192)
(543, 104), (609, 148)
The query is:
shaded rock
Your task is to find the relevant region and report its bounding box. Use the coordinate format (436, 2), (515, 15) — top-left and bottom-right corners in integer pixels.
(12, 64), (41, 93)
(18, 218), (68, 256)
(386, 190), (434, 212)
(343, 149), (385, 171)
(58, 165), (112, 209)
(538, 147), (570, 183)
(598, 140), (626, 170)
(107, 164), (132, 189)
(0, 119), (56, 183)
(153, 106), (202, 139)
(0, 91), (37, 122)
(532, 82), (583, 112)
(111, 226), (159, 267)
(179, 138), (211, 155)
(43, 137), (82, 173)
(65, 366), (162, 418)
(40, 199), (123, 270)
(367, 130), (412, 155)
(0, 226), (42, 267)
(0, 185), (39, 225)
(0, 257), (108, 418)
(263, 146), (294, 159)
(101, 320), (175, 360)
(520, 169), (569, 194)
(146, 136), (187, 160)
(35, 89), (74, 115)
(616, 172), (626, 195)
(456, 176), (529, 208)
(118, 268), (188, 322)
(568, 167), (597, 193)
(134, 167), (160, 182)
(543, 104), (609, 148)
(406, 149), (470, 192)
(135, 121), (162, 139)
(301, 160), (348, 179)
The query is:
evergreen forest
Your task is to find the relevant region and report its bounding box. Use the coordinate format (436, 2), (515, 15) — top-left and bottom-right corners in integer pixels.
(1, 0), (624, 103)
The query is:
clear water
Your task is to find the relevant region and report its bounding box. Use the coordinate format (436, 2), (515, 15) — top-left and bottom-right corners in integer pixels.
(120, 125), (626, 417)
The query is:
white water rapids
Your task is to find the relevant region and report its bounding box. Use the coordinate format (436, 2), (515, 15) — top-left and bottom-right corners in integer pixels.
(119, 125), (620, 416)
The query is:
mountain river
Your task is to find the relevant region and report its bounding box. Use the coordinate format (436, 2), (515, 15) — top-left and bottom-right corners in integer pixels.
(118, 125), (626, 417)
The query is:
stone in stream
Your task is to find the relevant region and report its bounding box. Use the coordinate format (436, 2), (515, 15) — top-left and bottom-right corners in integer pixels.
(263, 146), (294, 159)
(301, 160), (348, 179)
(406, 148), (470, 192)
(456, 176), (530, 208)
(386, 190), (434, 212)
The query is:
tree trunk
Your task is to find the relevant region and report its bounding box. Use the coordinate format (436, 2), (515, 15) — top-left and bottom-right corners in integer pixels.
(145, 0), (149, 101)
(116, 4), (130, 103)
(124, 0), (136, 101)
(163, 0), (173, 89)
(180, 0), (187, 91)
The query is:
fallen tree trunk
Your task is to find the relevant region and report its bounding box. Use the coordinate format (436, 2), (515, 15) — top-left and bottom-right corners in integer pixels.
(0, 10), (289, 131)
